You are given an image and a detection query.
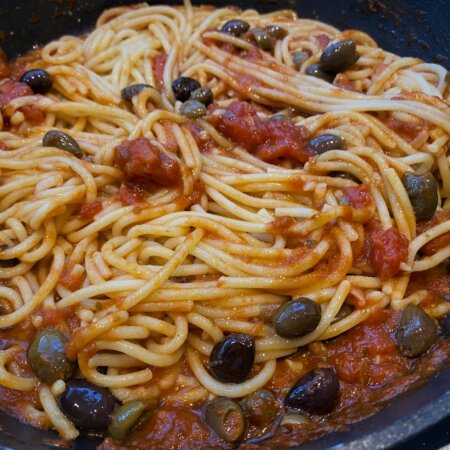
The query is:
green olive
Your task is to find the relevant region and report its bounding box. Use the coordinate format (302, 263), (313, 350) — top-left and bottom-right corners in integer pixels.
(108, 401), (146, 440)
(43, 130), (83, 158)
(396, 305), (437, 357)
(204, 398), (245, 443)
(320, 40), (359, 73)
(28, 328), (75, 383)
(305, 64), (335, 83)
(331, 303), (354, 324)
(265, 25), (288, 40)
(189, 87), (213, 106)
(180, 99), (207, 119)
(252, 28), (274, 52)
(241, 389), (278, 426)
(273, 298), (321, 338)
(401, 171), (438, 221)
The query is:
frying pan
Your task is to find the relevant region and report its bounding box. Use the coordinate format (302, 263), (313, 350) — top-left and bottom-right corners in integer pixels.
(0, 0), (449, 448)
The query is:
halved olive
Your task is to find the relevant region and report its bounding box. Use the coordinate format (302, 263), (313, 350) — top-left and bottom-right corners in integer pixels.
(20, 69), (53, 94)
(208, 333), (255, 383)
(189, 86), (213, 106)
(28, 328), (75, 383)
(273, 298), (321, 338)
(305, 64), (335, 83)
(285, 367), (340, 415)
(331, 303), (354, 324)
(396, 304), (437, 357)
(440, 313), (450, 338)
(401, 172), (438, 221)
(171, 77), (201, 102)
(121, 83), (153, 102)
(292, 51), (309, 70)
(252, 28), (274, 52)
(180, 100), (207, 119)
(241, 389), (278, 426)
(204, 398), (245, 443)
(265, 25), (288, 40)
(221, 20), (250, 37)
(43, 130), (83, 158)
(306, 134), (345, 155)
(320, 40), (359, 73)
(108, 400), (146, 440)
(59, 379), (115, 429)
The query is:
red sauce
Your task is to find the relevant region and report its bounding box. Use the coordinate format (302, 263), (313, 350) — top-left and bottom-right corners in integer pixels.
(367, 220), (409, 280)
(209, 102), (310, 163)
(384, 115), (428, 142)
(18, 104), (45, 125)
(153, 54), (168, 91)
(416, 210), (450, 255)
(343, 183), (372, 209)
(78, 200), (102, 220)
(0, 80), (32, 108)
(59, 265), (84, 292)
(159, 119), (179, 153)
(117, 183), (145, 205)
(113, 137), (181, 190)
(186, 122), (213, 153)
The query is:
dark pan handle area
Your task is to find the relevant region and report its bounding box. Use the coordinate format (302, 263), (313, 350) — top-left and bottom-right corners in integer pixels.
(0, 0), (449, 449)
(0, 0), (449, 64)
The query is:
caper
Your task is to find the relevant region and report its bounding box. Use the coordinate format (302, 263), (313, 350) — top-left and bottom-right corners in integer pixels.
(306, 134), (345, 155)
(108, 401), (146, 440)
(28, 328), (75, 383)
(401, 172), (438, 221)
(305, 64), (335, 83)
(331, 303), (354, 324)
(265, 25), (288, 40)
(252, 28), (274, 52)
(320, 40), (359, 73)
(180, 100), (207, 119)
(221, 20), (250, 37)
(189, 87), (213, 106)
(208, 333), (255, 383)
(204, 398), (245, 443)
(285, 367), (340, 415)
(292, 51), (309, 70)
(396, 305), (437, 357)
(121, 83), (154, 102)
(43, 130), (83, 158)
(241, 389), (278, 426)
(273, 298), (321, 339)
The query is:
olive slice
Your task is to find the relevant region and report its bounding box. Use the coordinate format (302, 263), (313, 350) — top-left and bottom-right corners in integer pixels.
(43, 130), (83, 158)
(306, 134), (345, 155)
(204, 398), (245, 443)
(108, 401), (146, 440)
(180, 100), (207, 119)
(241, 389), (278, 426)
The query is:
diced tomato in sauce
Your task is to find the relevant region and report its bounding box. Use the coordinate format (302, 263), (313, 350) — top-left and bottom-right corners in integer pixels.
(78, 200), (102, 220)
(18, 105), (45, 125)
(59, 266), (84, 292)
(343, 183), (372, 209)
(367, 220), (409, 280)
(153, 54), (168, 91)
(117, 183), (145, 205)
(0, 80), (32, 108)
(114, 137), (181, 190)
(416, 210), (450, 256)
(381, 111), (429, 143)
(209, 102), (311, 163)
(186, 122), (213, 153)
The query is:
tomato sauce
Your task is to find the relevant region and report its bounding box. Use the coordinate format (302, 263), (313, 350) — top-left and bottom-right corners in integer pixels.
(416, 210), (450, 256)
(153, 54), (168, 91)
(0, 80), (32, 108)
(343, 183), (372, 209)
(78, 201), (102, 220)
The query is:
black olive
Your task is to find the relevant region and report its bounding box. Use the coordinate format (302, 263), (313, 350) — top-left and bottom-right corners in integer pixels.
(440, 313), (450, 338)
(208, 333), (255, 383)
(59, 379), (115, 429)
(306, 134), (345, 155)
(401, 172), (438, 221)
(121, 83), (154, 102)
(43, 130), (83, 158)
(273, 298), (321, 338)
(252, 28), (274, 52)
(265, 25), (288, 40)
(396, 305), (437, 357)
(189, 87), (213, 106)
(180, 100), (207, 119)
(320, 40), (359, 73)
(204, 398), (245, 443)
(20, 69), (53, 94)
(305, 64), (335, 83)
(28, 328), (75, 383)
(0, 258), (20, 267)
(292, 51), (309, 70)
(285, 367), (340, 415)
(331, 303), (354, 324)
(171, 77), (201, 102)
(108, 401), (146, 440)
(241, 389), (278, 426)
(221, 20), (250, 37)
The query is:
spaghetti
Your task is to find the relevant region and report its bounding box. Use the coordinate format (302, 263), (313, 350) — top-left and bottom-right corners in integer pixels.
(0, 1), (449, 448)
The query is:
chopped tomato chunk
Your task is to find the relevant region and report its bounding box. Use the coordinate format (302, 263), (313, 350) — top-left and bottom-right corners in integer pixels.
(0, 80), (32, 108)
(79, 201), (102, 220)
(343, 183), (372, 209)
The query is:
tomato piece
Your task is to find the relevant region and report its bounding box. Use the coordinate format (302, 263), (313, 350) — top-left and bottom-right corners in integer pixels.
(343, 183), (372, 209)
